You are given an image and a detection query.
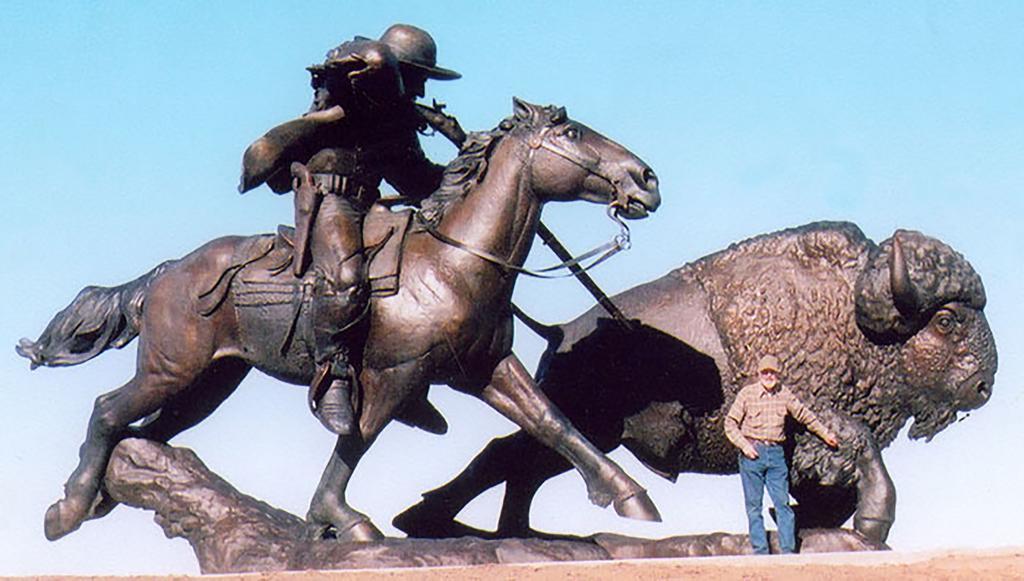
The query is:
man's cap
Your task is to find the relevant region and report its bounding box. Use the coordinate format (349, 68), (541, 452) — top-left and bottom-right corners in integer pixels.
(307, 24), (461, 81)
(379, 24), (461, 80)
(758, 355), (781, 373)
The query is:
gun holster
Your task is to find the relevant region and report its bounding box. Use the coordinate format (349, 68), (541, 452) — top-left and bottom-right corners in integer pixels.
(290, 162), (321, 277)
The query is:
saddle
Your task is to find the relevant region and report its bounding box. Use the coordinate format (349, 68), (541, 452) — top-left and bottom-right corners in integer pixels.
(197, 204), (414, 316)
(194, 204), (448, 435)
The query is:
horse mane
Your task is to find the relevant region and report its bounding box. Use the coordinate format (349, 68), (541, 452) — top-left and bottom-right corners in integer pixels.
(415, 102), (567, 228)
(416, 125), (509, 228)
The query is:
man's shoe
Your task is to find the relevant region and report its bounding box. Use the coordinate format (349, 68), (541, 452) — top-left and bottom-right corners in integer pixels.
(315, 379), (355, 435)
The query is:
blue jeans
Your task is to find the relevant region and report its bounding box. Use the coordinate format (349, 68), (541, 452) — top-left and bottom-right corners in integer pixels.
(739, 443), (796, 554)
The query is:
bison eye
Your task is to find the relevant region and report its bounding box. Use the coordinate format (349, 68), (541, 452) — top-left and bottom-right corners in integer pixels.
(934, 311), (956, 334)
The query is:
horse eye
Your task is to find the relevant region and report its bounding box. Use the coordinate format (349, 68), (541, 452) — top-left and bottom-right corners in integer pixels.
(565, 127), (580, 140)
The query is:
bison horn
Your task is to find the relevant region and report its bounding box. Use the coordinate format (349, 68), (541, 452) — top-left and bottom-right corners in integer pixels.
(890, 234), (921, 316)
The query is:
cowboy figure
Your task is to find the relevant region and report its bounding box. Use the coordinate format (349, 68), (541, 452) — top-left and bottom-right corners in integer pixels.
(239, 24), (462, 435)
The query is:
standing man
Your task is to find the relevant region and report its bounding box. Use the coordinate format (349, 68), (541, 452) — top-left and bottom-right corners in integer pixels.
(724, 355), (839, 554)
(239, 24), (463, 435)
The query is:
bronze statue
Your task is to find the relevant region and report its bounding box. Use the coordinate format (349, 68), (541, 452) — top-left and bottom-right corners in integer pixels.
(98, 438), (885, 574)
(394, 222), (997, 544)
(18, 98), (661, 542)
(239, 24), (464, 435)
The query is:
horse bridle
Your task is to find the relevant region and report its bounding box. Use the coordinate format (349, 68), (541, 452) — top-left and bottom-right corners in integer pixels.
(526, 124), (636, 216)
(424, 122), (632, 279)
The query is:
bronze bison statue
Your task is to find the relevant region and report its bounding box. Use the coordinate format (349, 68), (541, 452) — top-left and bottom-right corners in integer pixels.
(394, 221), (997, 544)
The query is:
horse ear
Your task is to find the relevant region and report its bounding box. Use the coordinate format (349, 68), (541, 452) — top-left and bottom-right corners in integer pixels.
(512, 97), (533, 121)
(550, 106), (567, 124)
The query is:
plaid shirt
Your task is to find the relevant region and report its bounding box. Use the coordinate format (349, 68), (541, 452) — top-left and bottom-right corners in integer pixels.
(724, 381), (834, 457)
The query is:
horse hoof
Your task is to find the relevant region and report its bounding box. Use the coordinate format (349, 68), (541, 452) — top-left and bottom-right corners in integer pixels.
(338, 519), (384, 542)
(613, 490), (662, 522)
(44, 500), (84, 541)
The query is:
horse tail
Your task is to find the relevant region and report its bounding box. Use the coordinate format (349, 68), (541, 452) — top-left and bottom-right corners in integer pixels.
(17, 260), (176, 369)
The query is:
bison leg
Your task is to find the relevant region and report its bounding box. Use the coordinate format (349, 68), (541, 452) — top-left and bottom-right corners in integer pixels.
(479, 354), (660, 523)
(853, 439), (896, 542)
(496, 443), (565, 536)
(790, 481), (858, 530)
(393, 430), (572, 539)
(393, 432), (522, 538)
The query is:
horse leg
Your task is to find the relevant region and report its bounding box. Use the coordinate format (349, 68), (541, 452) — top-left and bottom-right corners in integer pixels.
(74, 358), (253, 523)
(479, 354), (661, 522)
(45, 363), (208, 540)
(305, 433), (381, 541)
(46, 287), (224, 541)
(306, 361), (422, 541)
(130, 357), (251, 443)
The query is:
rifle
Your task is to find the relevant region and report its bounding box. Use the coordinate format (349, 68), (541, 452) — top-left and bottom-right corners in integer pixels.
(415, 100), (466, 148)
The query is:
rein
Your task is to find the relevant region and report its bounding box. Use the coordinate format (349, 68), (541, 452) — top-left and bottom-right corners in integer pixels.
(424, 206), (630, 279)
(422, 120), (637, 278)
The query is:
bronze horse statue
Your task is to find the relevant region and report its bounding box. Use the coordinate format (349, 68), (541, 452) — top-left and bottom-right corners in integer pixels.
(19, 99), (662, 542)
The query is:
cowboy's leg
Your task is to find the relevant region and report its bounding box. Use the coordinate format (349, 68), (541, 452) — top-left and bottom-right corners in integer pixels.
(309, 193), (368, 434)
(764, 445), (797, 553)
(739, 450), (769, 554)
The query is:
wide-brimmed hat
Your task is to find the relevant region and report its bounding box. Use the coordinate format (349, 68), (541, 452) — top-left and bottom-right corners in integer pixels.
(758, 355), (781, 373)
(379, 24), (460, 80)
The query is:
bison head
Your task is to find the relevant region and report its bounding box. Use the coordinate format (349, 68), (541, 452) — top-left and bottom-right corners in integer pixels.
(855, 230), (997, 440)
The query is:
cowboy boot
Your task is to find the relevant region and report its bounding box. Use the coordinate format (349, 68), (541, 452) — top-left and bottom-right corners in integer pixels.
(313, 371), (356, 435)
(309, 280), (363, 435)
(309, 335), (357, 435)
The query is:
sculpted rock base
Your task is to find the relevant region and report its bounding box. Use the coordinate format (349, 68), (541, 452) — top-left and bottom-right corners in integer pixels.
(101, 439), (885, 574)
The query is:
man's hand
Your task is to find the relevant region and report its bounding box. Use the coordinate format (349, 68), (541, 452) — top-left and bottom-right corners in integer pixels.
(823, 433), (839, 449)
(303, 105), (346, 124)
(743, 446), (759, 460)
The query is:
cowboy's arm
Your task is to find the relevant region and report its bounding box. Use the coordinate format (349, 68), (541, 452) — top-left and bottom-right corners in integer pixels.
(724, 393), (757, 458)
(384, 101), (465, 201)
(383, 135), (446, 202)
(240, 39), (393, 195)
(238, 109), (345, 194)
(787, 393), (839, 448)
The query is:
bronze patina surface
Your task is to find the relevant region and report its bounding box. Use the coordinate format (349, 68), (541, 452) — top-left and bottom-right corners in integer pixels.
(395, 222), (996, 545)
(18, 99), (661, 544)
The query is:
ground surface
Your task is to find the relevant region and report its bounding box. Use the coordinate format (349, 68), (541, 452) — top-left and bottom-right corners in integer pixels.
(22, 548), (1024, 580)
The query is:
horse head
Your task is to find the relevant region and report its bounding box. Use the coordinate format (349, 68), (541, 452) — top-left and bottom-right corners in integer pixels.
(508, 98), (661, 219)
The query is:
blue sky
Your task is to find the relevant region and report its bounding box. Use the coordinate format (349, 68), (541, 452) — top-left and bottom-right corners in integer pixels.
(2, 2), (1021, 574)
